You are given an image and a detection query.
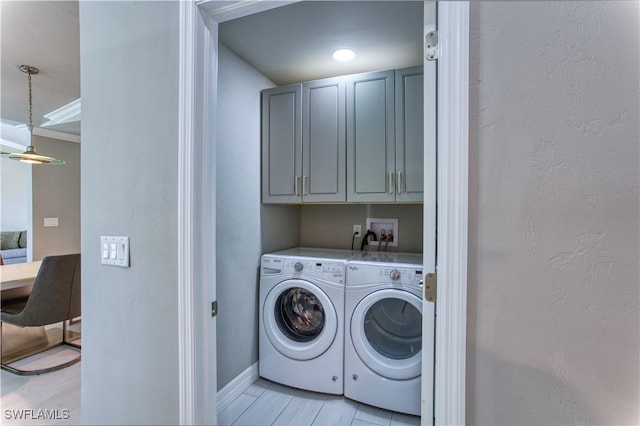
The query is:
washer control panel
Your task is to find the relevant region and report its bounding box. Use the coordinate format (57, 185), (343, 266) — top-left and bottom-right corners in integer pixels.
(285, 259), (345, 277)
(262, 256), (346, 280)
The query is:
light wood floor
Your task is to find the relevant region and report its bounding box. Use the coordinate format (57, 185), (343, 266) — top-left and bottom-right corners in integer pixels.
(2, 357), (419, 426)
(1, 347), (82, 425)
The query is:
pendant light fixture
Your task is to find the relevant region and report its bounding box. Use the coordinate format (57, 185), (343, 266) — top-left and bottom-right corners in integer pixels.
(4, 65), (65, 165)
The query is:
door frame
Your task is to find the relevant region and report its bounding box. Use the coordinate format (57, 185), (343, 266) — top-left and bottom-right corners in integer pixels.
(177, 1), (469, 424)
(177, 1), (218, 424)
(433, 3), (469, 425)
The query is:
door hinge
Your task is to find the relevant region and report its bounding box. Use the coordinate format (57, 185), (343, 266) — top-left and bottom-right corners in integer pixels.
(424, 272), (437, 302)
(211, 300), (218, 317)
(425, 31), (438, 61)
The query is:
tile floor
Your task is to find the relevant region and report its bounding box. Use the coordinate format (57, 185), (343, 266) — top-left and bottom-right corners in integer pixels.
(218, 378), (420, 426)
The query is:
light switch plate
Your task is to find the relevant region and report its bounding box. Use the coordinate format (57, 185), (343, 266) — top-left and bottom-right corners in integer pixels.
(100, 236), (130, 267)
(44, 217), (59, 227)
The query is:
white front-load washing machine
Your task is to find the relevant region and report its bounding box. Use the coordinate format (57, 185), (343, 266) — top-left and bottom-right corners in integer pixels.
(345, 252), (431, 416)
(259, 247), (353, 394)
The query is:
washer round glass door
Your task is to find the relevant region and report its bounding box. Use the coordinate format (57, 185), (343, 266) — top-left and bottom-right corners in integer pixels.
(264, 279), (337, 361)
(350, 289), (422, 380)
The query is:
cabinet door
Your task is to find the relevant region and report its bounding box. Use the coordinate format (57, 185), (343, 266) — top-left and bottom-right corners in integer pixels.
(262, 84), (302, 203)
(395, 66), (424, 203)
(302, 78), (346, 203)
(346, 70), (395, 203)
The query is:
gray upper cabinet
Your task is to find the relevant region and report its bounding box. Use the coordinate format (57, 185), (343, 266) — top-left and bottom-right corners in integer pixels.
(395, 66), (424, 203)
(346, 67), (425, 203)
(262, 84), (302, 203)
(302, 77), (346, 203)
(346, 70), (396, 203)
(263, 66), (425, 204)
(262, 78), (345, 204)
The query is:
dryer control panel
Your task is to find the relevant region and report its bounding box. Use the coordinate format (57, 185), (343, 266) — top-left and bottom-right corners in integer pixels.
(346, 263), (423, 287)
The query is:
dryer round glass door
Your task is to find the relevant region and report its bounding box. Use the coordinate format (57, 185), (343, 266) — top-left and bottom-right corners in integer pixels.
(264, 279), (338, 361)
(350, 289), (422, 380)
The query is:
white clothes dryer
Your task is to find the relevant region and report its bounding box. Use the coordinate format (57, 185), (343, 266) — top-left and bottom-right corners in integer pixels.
(259, 247), (353, 394)
(344, 252), (430, 416)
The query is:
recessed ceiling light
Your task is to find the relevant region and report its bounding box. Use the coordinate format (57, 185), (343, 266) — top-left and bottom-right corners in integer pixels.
(332, 48), (356, 62)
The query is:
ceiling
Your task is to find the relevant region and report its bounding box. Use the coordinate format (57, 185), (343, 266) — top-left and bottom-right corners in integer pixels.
(1, 1), (80, 138)
(0, 1), (422, 141)
(219, 1), (423, 86)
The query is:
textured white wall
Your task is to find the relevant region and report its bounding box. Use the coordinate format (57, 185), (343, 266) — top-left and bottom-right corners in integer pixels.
(31, 136), (80, 260)
(79, 2), (180, 424)
(0, 157), (29, 231)
(468, 2), (639, 425)
(1, 127), (31, 234)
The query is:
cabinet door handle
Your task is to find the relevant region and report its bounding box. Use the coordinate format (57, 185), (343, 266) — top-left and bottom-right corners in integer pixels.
(303, 175), (308, 195)
(294, 176), (301, 196)
(397, 172), (403, 194)
(388, 172), (394, 194)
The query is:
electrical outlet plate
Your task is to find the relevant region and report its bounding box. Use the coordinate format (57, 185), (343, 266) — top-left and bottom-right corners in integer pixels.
(365, 218), (398, 247)
(353, 224), (362, 236)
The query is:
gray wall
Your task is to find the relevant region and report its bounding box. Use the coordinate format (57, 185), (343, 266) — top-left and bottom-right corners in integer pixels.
(79, 2), (180, 424)
(260, 204), (300, 255)
(300, 204), (422, 252)
(217, 44), (300, 390)
(467, 2), (639, 425)
(31, 136), (80, 260)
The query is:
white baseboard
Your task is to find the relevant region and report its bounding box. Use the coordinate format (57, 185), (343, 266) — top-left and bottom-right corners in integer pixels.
(217, 362), (259, 413)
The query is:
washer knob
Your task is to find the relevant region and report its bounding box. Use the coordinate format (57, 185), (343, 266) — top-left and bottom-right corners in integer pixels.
(390, 269), (401, 281)
(294, 262), (304, 272)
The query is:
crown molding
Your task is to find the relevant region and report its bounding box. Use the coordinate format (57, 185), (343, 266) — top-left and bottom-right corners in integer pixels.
(32, 127), (81, 143)
(197, 0), (296, 22)
(42, 98), (81, 127)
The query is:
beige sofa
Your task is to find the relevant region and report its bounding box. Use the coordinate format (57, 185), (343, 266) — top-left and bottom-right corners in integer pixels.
(1, 231), (27, 264)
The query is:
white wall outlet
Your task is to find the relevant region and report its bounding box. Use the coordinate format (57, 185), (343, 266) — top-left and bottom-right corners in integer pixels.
(44, 217), (59, 227)
(353, 224), (362, 236)
(365, 218), (399, 247)
(100, 236), (130, 267)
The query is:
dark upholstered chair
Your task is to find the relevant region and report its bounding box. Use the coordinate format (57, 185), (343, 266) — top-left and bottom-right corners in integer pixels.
(1, 253), (81, 375)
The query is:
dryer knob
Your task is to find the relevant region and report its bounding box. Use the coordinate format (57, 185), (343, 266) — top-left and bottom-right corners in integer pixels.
(390, 269), (401, 281)
(294, 262), (304, 272)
